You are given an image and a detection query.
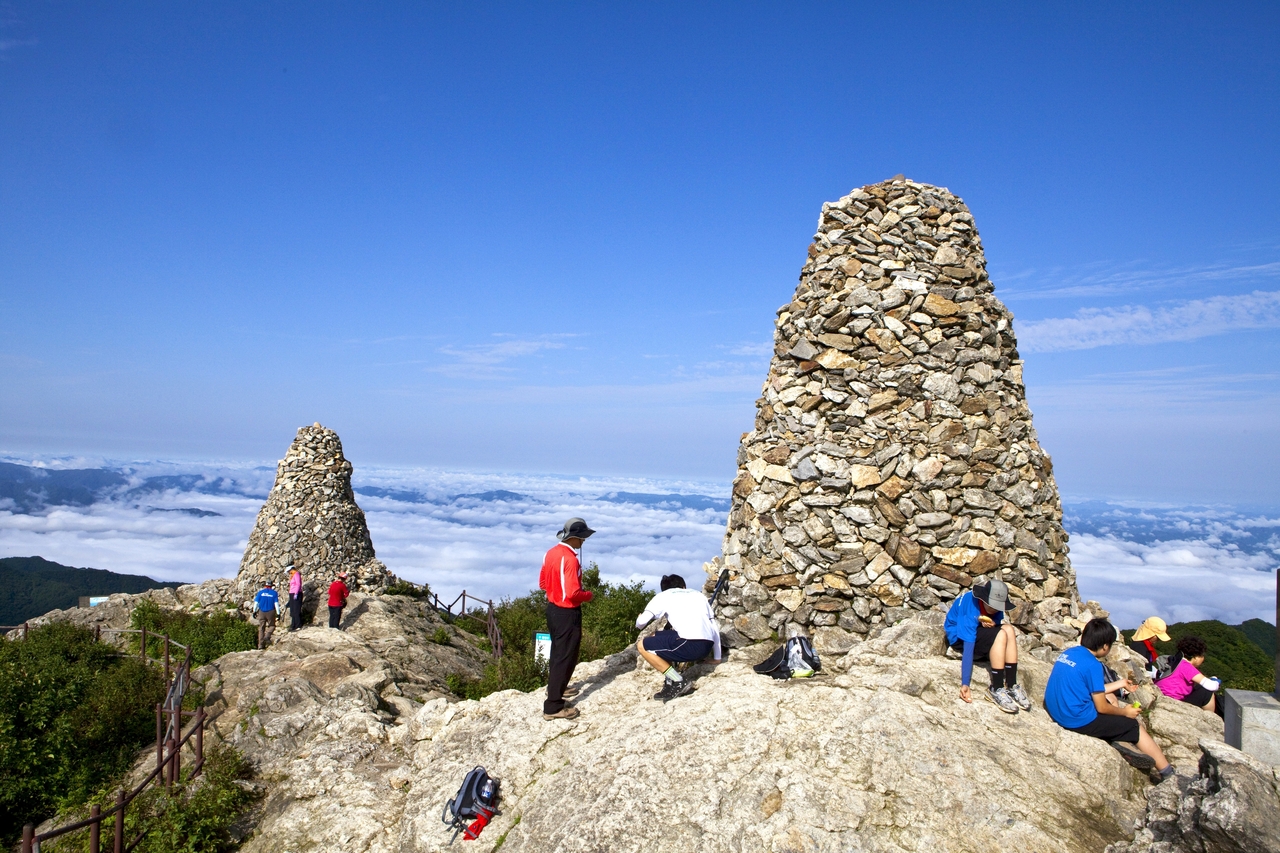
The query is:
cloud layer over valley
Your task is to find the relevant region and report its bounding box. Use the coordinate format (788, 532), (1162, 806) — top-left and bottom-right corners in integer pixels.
(1, 457), (1275, 629)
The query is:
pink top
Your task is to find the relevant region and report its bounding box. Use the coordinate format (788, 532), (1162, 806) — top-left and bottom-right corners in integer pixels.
(1156, 658), (1201, 701)
(289, 572), (303, 595)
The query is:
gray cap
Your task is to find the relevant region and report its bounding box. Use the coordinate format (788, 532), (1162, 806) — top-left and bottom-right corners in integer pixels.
(974, 578), (1010, 612)
(556, 517), (595, 541)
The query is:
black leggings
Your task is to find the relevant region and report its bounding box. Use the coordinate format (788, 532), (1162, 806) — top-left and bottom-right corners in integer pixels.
(544, 603), (582, 714)
(1184, 683), (1225, 717)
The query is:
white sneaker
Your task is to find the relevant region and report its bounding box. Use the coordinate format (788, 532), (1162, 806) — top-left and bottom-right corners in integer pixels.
(987, 686), (1019, 714)
(1007, 683), (1033, 711)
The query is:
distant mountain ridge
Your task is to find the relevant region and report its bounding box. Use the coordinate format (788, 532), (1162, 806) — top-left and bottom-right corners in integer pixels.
(0, 556), (178, 624)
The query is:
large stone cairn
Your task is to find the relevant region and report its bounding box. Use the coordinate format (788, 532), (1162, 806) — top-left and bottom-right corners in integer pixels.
(710, 177), (1079, 654)
(236, 423), (393, 595)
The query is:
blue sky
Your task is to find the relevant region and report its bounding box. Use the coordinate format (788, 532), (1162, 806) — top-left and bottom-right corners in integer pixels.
(2, 3), (1279, 504)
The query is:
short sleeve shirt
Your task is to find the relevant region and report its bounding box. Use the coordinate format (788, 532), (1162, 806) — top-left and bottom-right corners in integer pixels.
(1044, 645), (1105, 729)
(1156, 658), (1201, 701)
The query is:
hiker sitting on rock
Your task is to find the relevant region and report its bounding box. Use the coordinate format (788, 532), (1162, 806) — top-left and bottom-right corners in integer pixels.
(1155, 635), (1223, 718)
(252, 580), (283, 649)
(1127, 616), (1171, 677)
(1045, 618), (1175, 780)
(634, 574), (722, 702)
(944, 579), (1032, 713)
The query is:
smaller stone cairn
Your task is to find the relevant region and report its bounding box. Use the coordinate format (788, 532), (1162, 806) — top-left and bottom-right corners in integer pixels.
(708, 176), (1084, 658)
(236, 423), (393, 597)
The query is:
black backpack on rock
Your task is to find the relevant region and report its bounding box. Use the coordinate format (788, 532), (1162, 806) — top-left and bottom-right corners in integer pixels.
(753, 636), (822, 680)
(442, 766), (500, 842)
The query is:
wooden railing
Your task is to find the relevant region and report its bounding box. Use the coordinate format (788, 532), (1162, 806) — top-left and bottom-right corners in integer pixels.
(5, 626), (209, 853)
(429, 591), (503, 658)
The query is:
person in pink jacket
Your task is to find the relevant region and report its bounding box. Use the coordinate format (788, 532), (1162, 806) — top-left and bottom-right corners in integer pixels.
(1156, 635), (1223, 717)
(287, 565), (304, 631)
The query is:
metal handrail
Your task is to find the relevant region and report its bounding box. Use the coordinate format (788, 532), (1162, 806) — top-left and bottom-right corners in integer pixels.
(429, 590), (503, 659)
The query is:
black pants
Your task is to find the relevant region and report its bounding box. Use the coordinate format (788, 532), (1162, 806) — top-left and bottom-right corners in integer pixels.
(289, 594), (303, 631)
(1184, 683), (1225, 717)
(544, 603), (582, 714)
(328, 605), (343, 629)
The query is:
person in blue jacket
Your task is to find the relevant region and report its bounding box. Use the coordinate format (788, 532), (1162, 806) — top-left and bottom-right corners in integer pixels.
(944, 578), (1031, 713)
(252, 580), (282, 649)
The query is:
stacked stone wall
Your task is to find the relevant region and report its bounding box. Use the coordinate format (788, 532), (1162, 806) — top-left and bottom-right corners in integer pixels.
(236, 423), (393, 595)
(711, 177), (1078, 653)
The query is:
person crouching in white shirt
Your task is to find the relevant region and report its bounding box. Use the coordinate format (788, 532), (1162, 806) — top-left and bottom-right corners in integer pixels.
(635, 574), (721, 702)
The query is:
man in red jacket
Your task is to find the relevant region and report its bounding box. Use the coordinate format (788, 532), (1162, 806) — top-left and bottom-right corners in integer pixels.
(540, 518), (595, 720)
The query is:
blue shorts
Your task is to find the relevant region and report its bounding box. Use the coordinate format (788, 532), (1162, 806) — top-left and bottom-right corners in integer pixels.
(643, 629), (713, 663)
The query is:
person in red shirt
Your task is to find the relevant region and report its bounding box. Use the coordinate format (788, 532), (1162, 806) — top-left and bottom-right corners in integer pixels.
(539, 518), (595, 720)
(327, 572), (350, 630)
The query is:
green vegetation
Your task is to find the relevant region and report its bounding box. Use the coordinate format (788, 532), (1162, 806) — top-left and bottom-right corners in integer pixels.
(431, 627), (451, 645)
(384, 579), (433, 599)
(130, 600), (256, 667)
(1123, 618), (1276, 692)
(447, 564), (650, 700)
(45, 743), (258, 853)
(0, 622), (167, 846)
(0, 556), (179, 624)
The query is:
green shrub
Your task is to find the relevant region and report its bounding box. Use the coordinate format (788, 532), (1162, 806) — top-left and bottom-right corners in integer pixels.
(385, 580), (433, 599)
(431, 627), (451, 645)
(0, 622), (167, 846)
(44, 743), (257, 853)
(130, 600), (256, 667)
(446, 564), (650, 700)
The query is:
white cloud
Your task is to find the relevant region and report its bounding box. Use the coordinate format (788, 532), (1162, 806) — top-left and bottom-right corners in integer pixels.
(1071, 532), (1276, 628)
(1019, 290), (1280, 352)
(1002, 259), (1280, 301)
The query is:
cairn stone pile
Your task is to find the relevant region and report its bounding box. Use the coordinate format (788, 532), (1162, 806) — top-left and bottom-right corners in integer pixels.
(236, 423), (393, 595)
(710, 177), (1078, 654)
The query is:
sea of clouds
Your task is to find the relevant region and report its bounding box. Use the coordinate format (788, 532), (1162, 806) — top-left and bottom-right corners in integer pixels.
(1, 455), (1276, 629)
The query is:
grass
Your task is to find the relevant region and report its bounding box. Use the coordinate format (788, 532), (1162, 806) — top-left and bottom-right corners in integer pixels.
(130, 600), (257, 667)
(384, 579), (433, 599)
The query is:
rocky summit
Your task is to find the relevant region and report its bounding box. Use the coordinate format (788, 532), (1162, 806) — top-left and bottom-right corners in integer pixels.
(713, 177), (1075, 658)
(236, 423), (393, 597)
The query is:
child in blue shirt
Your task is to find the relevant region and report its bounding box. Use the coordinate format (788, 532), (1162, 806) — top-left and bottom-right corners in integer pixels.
(1045, 618), (1174, 780)
(944, 579), (1030, 713)
(252, 580), (282, 649)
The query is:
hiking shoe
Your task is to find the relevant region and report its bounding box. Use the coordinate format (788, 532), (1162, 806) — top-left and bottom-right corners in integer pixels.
(561, 685), (581, 699)
(1110, 741), (1155, 772)
(987, 687), (1019, 714)
(653, 679), (679, 701)
(664, 679), (696, 702)
(543, 706), (580, 721)
(1007, 683), (1033, 711)
(945, 645), (962, 660)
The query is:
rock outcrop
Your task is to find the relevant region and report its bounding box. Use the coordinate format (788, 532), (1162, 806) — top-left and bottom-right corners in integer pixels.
(209, 611), (1237, 853)
(1107, 740), (1280, 853)
(713, 177), (1075, 655)
(236, 424), (393, 597)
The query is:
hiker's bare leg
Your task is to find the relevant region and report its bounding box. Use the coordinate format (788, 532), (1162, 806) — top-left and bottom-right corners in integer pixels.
(990, 624), (1017, 669)
(636, 637), (670, 673)
(1205, 694), (1216, 714)
(1136, 727), (1170, 771)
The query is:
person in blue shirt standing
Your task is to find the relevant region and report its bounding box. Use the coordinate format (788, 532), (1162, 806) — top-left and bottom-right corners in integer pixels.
(1044, 618), (1174, 780)
(944, 579), (1030, 713)
(252, 580), (282, 649)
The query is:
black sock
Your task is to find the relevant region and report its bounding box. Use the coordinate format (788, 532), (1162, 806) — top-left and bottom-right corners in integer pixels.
(989, 668), (1005, 690)
(1005, 663), (1018, 687)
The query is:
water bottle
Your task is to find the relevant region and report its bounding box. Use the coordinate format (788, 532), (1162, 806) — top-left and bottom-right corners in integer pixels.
(478, 778), (498, 808)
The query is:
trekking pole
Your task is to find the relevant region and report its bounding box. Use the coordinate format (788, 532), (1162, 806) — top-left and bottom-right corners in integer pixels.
(708, 569), (731, 607)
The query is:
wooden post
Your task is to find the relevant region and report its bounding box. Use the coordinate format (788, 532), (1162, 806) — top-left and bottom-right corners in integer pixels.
(164, 635), (171, 684)
(21, 823), (33, 853)
(140, 626), (147, 660)
(95, 624), (101, 642)
(90, 803), (101, 853)
(114, 791), (124, 853)
(156, 704), (164, 775)
(195, 707), (204, 769)
(22, 622), (28, 640)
